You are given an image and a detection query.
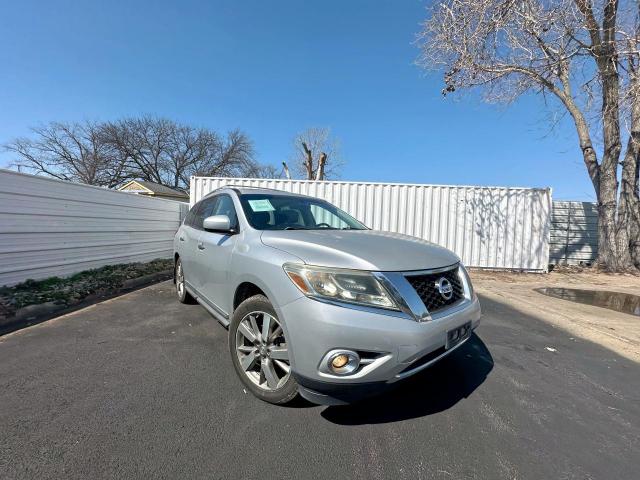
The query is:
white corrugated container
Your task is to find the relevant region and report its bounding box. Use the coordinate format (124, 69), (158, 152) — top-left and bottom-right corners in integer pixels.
(191, 177), (552, 271)
(0, 170), (189, 286)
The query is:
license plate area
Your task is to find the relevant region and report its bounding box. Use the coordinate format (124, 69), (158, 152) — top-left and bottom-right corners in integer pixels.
(446, 321), (472, 350)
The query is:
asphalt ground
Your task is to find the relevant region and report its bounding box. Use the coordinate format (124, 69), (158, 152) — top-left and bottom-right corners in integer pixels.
(1, 281), (638, 479)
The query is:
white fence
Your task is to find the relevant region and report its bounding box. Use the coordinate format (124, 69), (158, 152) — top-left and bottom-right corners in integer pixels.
(191, 177), (552, 271)
(0, 170), (188, 286)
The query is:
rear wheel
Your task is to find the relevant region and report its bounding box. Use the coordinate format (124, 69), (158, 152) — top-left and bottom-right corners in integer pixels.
(229, 294), (298, 404)
(175, 257), (195, 304)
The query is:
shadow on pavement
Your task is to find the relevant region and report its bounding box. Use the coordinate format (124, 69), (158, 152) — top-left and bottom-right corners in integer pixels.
(321, 333), (493, 425)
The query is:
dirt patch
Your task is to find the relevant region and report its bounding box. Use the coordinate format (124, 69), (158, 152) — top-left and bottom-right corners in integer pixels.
(470, 267), (640, 291)
(471, 270), (640, 362)
(0, 258), (173, 334)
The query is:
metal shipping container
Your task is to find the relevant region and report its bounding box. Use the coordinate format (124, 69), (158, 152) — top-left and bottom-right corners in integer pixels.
(549, 201), (598, 265)
(191, 177), (552, 271)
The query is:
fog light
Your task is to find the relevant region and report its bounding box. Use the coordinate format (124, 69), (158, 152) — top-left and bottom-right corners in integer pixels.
(327, 350), (360, 375)
(331, 354), (349, 369)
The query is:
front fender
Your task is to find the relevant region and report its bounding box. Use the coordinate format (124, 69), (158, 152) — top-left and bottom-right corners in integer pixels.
(229, 242), (306, 369)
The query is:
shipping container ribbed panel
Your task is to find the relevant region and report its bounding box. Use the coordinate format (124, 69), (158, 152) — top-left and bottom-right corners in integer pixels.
(0, 170), (189, 286)
(191, 177), (552, 271)
(549, 201), (598, 265)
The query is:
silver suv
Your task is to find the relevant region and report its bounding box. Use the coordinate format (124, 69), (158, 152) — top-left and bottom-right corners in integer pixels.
(174, 186), (481, 405)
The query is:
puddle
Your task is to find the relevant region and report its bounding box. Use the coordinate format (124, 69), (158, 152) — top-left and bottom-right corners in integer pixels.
(535, 288), (640, 317)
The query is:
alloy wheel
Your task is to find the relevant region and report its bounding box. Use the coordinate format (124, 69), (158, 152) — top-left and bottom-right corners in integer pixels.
(235, 311), (290, 391)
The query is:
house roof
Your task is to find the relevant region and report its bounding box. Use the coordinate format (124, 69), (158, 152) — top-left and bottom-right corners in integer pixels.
(119, 180), (189, 199)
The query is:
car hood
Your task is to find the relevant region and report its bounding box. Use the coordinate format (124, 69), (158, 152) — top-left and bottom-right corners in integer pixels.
(260, 230), (459, 272)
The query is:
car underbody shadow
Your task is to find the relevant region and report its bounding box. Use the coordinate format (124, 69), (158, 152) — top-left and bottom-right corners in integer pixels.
(320, 333), (493, 425)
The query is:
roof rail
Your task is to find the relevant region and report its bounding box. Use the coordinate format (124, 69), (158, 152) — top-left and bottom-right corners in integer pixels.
(218, 184), (286, 192)
(202, 184), (289, 198)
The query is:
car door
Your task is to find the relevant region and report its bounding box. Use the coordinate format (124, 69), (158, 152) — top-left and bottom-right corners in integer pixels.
(178, 201), (204, 292)
(197, 194), (239, 316)
(189, 196), (220, 294)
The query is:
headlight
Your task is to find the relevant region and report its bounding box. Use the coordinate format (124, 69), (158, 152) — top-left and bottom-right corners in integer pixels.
(458, 263), (474, 299)
(283, 263), (399, 310)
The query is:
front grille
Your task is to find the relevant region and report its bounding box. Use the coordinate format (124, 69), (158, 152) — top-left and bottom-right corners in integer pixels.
(405, 266), (464, 314)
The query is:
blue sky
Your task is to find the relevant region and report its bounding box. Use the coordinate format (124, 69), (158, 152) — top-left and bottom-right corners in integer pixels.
(0, 0), (593, 200)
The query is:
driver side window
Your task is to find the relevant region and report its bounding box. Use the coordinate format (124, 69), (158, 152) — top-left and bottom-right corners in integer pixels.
(212, 195), (238, 229)
(193, 197), (219, 231)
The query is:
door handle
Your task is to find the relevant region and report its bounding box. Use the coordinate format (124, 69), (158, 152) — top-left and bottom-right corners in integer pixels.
(179, 236), (184, 241)
(197, 242), (205, 250)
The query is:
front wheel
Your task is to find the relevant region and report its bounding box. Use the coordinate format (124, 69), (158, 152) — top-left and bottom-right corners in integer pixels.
(229, 294), (298, 404)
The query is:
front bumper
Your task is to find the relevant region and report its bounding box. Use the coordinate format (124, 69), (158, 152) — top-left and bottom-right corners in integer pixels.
(280, 293), (481, 405)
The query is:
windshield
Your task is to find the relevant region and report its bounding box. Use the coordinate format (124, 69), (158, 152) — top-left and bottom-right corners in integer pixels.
(239, 194), (367, 231)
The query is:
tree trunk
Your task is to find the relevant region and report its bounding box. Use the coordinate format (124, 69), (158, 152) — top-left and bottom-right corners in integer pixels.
(625, 153), (640, 267)
(593, 19), (634, 270)
(561, 97), (624, 270)
(301, 142), (314, 180)
(282, 161), (291, 180)
(631, 188), (640, 268)
(566, 102), (634, 271)
(597, 172), (627, 270)
(315, 153), (327, 180)
(618, 83), (640, 269)
(623, 166), (640, 268)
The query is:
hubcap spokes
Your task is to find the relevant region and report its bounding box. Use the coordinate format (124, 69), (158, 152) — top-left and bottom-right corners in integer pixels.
(235, 311), (290, 391)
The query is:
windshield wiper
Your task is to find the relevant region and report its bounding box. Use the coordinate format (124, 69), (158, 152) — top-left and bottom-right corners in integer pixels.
(284, 226), (309, 230)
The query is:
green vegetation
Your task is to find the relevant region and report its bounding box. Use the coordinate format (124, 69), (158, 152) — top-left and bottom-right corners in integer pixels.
(0, 258), (173, 317)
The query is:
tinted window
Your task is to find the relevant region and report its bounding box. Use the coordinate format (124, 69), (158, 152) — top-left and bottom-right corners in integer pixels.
(192, 197), (218, 230)
(211, 195), (238, 229)
(184, 203), (199, 227)
(239, 194), (366, 231)
(189, 195), (239, 231)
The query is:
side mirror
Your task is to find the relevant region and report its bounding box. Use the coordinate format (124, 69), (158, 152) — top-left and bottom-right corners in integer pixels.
(203, 215), (235, 233)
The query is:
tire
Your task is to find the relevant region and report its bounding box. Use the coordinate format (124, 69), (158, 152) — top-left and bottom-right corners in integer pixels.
(229, 294), (298, 405)
(175, 257), (195, 304)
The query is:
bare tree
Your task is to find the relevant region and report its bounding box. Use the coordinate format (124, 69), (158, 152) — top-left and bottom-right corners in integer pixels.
(290, 127), (342, 180)
(102, 117), (263, 190)
(5, 116), (265, 191)
(212, 129), (261, 178)
(418, 0), (640, 271)
(255, 163), (283, 178)
(100, 116), (176, 186)
(5, 121), (128, 187)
